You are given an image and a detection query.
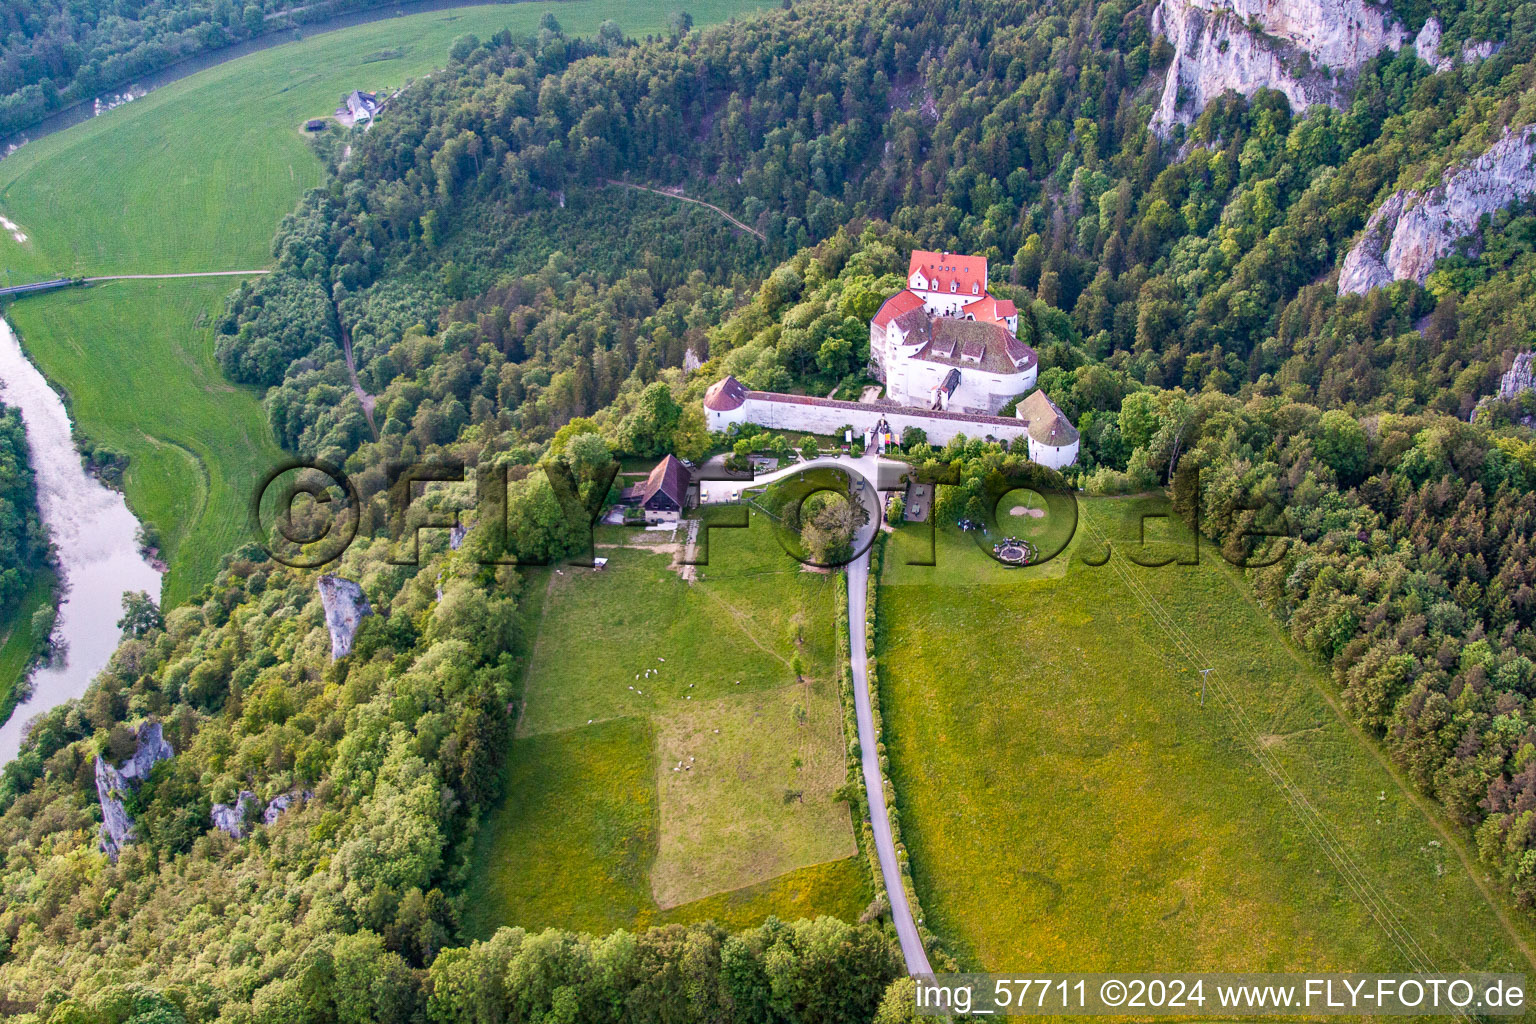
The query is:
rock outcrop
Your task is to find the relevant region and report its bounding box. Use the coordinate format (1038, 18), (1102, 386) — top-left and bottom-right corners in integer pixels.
(1414, 18), (1503, 74)
(94, 721), (175, 861)
(211, 790), (258, 838)
(1151, 1), (1503, 136)
(1472, 351), (1536, 422)
(262, 788), (313, 826)
(317, 574), (371, 660)
(1151, 0), (1406, 135)
(1339, 124), (1536, 295)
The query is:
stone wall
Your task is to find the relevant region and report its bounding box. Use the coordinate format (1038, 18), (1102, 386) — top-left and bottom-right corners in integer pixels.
(719, 393), (1030, 447)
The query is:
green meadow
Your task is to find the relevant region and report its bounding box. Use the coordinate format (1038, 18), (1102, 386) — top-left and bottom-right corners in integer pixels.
(875, 496), (1536, 975)
(0, 0), (772, 281)
(465, 513), (871, 937)
(5, 279), (285, 604)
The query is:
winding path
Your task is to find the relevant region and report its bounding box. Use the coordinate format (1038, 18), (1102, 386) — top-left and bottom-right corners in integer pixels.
(606, 180), (767, 240)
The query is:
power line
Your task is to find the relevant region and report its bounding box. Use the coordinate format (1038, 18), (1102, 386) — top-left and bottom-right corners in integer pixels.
(1079, 512), (1456, 1000)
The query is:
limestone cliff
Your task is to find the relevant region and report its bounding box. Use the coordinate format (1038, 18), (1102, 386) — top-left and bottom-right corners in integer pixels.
(1472, 351), (1536, 423)
(1151, 0), (1406, 134)
(94, 721), (175, 861)
(262, 788), (312, 826)
(1339, 124), (1536, 295)
(1150, 0), (1502, 136)
(317, 574), (371, 660)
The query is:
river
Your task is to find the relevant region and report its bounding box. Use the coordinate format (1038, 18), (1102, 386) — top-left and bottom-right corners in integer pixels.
(0, 317), (162, 763)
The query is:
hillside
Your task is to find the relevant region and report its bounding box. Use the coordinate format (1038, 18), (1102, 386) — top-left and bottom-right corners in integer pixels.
(3, 0), (1536, 1020)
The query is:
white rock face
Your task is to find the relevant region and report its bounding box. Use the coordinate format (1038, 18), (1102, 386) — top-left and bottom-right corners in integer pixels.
(1414, 17), (1504, 73)
(317, 574), (372, 660)
(262, 788), (313, 826)
(1151, 0), (1407, 134)
(1339, 125), (1536, 295)
(211, 790), (258, 838)
(1150, 1), (1503, 136)
(94, 721), (175, 860)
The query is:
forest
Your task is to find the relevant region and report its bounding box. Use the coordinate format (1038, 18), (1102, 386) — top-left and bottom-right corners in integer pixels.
(5, 0), (1536, 1018)
(0, 403), (49, 618)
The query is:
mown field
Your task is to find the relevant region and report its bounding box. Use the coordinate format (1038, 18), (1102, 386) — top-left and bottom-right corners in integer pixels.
(876, 496), (1536, 975)
(464, 513), (871, 938)
(0, 0), (772, 281)
(5, 279), (284, 604)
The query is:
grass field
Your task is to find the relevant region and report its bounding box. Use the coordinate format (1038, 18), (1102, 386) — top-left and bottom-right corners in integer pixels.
(5, 279), (285, 604)
(464, 513), (871, 937)
(0, 0), (772, 281)
(0, 571), (55, 714)
(517, 520), (838, 736)
(876, 496), (1536, 975)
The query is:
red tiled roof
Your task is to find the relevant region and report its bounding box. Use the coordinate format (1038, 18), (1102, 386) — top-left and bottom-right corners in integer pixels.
(960, 295), (1017, 323)
(909, 250), (988, 293)
(871, 289), (925, 329)
(704, 375), (747, 411)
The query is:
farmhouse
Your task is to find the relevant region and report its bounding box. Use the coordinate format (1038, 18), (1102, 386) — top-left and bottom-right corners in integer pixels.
(338, 90), (379, 126)
(623, 454), (692, 522)
(870, 250), (1037, 414)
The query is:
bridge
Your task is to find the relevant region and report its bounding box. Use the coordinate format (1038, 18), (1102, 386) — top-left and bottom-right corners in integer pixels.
(0, 278), (77, 299)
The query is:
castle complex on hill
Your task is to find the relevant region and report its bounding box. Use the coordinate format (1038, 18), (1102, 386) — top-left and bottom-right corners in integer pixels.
(869, 250), (1036, 415)
(703, 250), (1078, 469)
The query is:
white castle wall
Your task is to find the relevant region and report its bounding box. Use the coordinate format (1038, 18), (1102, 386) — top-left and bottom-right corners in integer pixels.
(707, 395), (1029, 447)
(1028, 437), (1081, 470)
(886, 358), (1038, 414)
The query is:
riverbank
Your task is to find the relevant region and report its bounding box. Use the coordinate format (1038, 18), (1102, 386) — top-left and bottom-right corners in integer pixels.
(0, 316), (161, 763)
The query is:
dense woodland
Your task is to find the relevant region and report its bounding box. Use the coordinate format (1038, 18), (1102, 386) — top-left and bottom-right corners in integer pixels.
(0, 403), (48, 615)
(7, 0), (1536, 1019)
(0, 401), (54, 706)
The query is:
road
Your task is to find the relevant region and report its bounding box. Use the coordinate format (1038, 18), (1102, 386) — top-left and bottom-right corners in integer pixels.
(848, 537), (932, 975)
(702, 453), (931, 973)
(85, 271), (269, 280)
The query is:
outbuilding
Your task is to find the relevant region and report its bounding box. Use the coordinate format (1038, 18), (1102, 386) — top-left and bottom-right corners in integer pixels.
(622, 454), (692, 523)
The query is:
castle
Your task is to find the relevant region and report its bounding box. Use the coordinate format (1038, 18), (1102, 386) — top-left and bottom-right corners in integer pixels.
(869, 251), (1037, 415)
(702, 250), (1079, 469)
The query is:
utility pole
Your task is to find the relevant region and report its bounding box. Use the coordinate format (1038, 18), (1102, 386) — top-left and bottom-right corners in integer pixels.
(1198, 667), (1213, 707)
